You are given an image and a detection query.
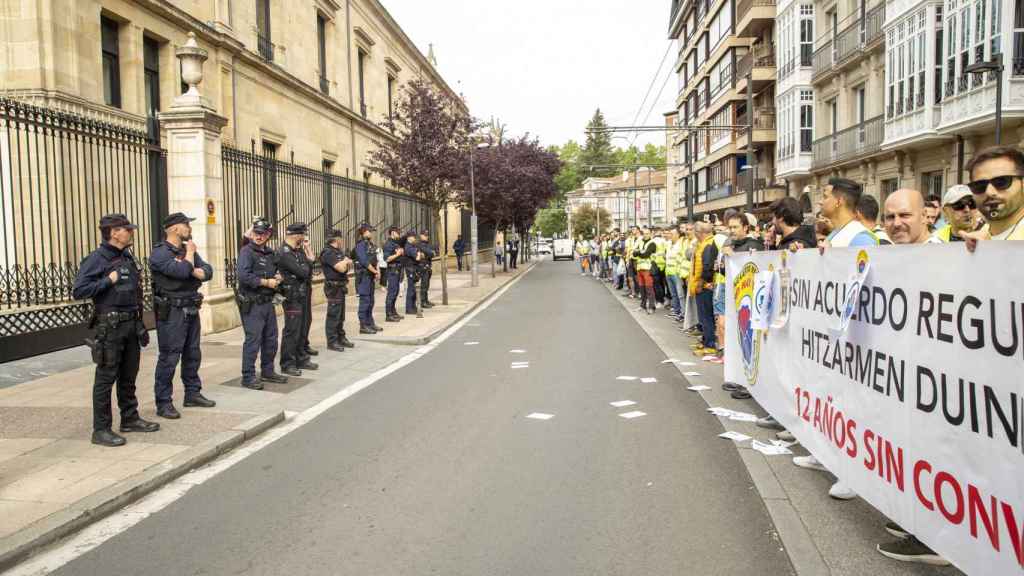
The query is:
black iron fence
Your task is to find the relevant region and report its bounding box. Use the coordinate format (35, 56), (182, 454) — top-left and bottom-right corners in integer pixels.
(0, 97), (167, 362)
(221, 144), (433, 286)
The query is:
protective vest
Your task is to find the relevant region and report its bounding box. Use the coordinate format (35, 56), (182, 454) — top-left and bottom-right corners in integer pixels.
(636, 239), (655, 271)
(652, 237), (668, 270)
(665, 239), (683, 276)
(577, 241), (590, 256)
(827, 219), (875, 247)
(678, 239), (693, 279)
(689, 236), (714, 296)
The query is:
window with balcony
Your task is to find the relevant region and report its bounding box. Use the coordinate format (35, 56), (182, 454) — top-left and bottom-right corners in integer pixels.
(101, 16), (121, 108)
(256, 0), (273, 61)
(887, 9), (928, 119)
(800, 5), (815, 65)
(800, 90), (814, 152)
(708, 52), (734, 100)
(143, 37), (160, 116)
(935, 6), (944, 104)
(387, 75), (396, 122)
(710, 105), (733, 152)
(944, 0), (1006, 95)
(709, 2), (733, 54)
(317, 13), (329, 94)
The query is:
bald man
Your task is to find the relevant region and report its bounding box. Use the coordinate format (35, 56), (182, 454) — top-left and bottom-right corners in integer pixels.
(883, 189), (940, 245)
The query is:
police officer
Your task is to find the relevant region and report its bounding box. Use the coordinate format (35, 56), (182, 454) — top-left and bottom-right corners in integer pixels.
(73, 214), (160, 447)
(277, 222), (317, 376)
(320, 229), (355, 352)
(236, 217), (288, 390)
(353, 222), (382, 333)
(382, 226), (404, 321)
(150, 212), (215, 419)
(418, 229), (435, 308)
(402, 229), (420, 315)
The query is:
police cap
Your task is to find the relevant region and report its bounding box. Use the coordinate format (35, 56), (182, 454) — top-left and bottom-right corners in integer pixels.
(99, 213), (138, 230)
(357, 221), (375, 232)
(327, 229), (344, 239)
(387, 225), (401, 234)
(419, 228), (430, 236)
(406, 229), (418, 237)
(286, 222), (308, 235)
(162, 212), (195, 229)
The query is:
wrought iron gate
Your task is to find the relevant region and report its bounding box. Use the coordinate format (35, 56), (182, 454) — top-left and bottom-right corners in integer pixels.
(0, 98), (167, 362)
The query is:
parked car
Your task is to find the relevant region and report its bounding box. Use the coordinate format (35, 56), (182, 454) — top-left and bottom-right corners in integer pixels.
(537, 244), (552, 255)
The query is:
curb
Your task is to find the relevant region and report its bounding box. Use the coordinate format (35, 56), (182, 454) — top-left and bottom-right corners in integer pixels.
(0, 410), (286, 572)
(600, 280), (828, 576)
(354, 260), (539, 346)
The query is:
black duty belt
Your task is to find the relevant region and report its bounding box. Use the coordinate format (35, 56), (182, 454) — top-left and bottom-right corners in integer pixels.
(98, 310), (140, 323)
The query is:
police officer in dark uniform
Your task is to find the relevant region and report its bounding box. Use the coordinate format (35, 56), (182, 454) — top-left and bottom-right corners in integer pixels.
(320, 229), (355, 352)
(382, 226), (405, 321)
(73, 214), (160, 447)
(402, 229), (421, 315)
(418, 229), (435, 308)
(353, 222), (382, 333)
(150, 212), (215, 419)
(277, 222), (317, 376)
(235, 217), (288, 390)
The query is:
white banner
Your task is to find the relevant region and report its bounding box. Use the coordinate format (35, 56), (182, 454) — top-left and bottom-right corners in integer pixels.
(725, 244), (1024, 576)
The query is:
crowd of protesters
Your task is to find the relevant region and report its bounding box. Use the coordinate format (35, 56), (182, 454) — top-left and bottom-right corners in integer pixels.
(573, 145), (1024, 567)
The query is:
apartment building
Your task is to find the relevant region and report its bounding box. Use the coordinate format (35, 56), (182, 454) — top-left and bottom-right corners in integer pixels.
(1, 0), (461, 182)
(567, 170), (670, 231)
(806, 0), (1024, 208)
(668, 0), (786, 222)
(775, 0), (817, 211)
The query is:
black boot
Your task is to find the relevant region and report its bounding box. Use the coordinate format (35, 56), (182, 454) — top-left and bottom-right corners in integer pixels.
(261, 372), (288, 384)
(92, 428), (126, 447)
(327, 343), (346, 352)
(120, 417), (160, 433)
(281, 365), (302, 377)
(156, 403), (181, 419)
(242, 378), (264, 390)
(386, 314), (401, 322)
(184, 393), (216, 408)
(304, 347), (319, 356)
(297, 360), (319, 370)
(360, 325), (377, 334)
(340, 336), (355, 348)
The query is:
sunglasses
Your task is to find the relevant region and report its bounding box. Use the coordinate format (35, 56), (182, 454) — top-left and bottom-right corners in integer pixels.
(949, 198), (976, 211)
(967, 175), (1022, 195)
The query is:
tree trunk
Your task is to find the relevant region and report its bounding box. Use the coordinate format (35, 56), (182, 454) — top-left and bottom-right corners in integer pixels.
(439, 199), (448, 305)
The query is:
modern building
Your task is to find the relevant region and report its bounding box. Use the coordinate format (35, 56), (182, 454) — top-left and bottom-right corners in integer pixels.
(668, 0), (786, 222)
(567, 169), (670, 232)
(775, 0), (817, 210)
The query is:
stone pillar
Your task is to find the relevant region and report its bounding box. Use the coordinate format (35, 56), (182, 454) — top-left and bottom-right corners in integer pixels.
(158, 33), (232, 333)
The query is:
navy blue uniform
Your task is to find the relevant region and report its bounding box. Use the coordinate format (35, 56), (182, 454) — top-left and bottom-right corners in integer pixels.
(320, 245), (350, 346)
(353, 238), (377, 327)
(402, 242), (420, 313)
(418, 242), (435, 304)
(150, 241), (212, 407)
(276, 242), (313, 370)
(382, 238), (403, 316)
(72, 243), (144, 431)
(236, 242), (279, 383)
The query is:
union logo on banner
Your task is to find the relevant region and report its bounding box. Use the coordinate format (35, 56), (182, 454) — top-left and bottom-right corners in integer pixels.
(733, 261), (761, 386)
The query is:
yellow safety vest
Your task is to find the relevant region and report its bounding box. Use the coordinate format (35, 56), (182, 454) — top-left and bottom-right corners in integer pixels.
(577, 241), (590, 255)
(678, 238), (692, 279)
(652, 237), (668, 270)
(636, 238), (655, 271)
(665, 239), (683, 276)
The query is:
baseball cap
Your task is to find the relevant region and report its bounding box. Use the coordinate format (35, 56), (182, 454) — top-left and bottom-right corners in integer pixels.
(942, 185), (972, 206)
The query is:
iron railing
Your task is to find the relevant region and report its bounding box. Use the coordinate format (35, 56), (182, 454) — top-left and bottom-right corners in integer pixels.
(0, 97), (167, 361)
(812, 40), (832, 77)
(257, 33), (274, 61)
(812, 114), (884, 168)
(812, 3), (884, 80)
(221, 145), (433, 287)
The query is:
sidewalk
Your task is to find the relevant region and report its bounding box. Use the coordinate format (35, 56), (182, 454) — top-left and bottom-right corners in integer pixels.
(0, 262), (535, 570)
(597, 276), (964, 576)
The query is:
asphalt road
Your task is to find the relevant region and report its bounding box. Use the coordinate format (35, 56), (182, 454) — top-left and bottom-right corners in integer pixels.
(47, 259), (793, 575)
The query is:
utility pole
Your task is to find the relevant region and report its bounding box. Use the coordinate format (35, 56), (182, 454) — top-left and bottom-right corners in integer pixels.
(469, 144), (479, 287)
(745, 71), (755, 213)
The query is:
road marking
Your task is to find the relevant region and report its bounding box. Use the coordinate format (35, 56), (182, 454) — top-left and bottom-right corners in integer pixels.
(526, 412), (554, 420)
(686, 385), (712, 391)
(615, 376), (637, 381)
(618, 411), (647, 419)
(609, 400), (636, 408)
(3, 260), (540, 576)
(464, 341), (479, 346)
(509, 349), (526, 354)
(683, 371), (702, 376)
(640, 377), (657, 383)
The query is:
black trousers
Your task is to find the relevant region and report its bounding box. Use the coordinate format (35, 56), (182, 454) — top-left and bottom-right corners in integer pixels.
(509, 250), (518, 268)
(652, 266), (666, 304)
(301, 288), (313, 352)
(419, 268), (432, 303)
(154, 307), (202, 405)
(280, 300), (309, 369)
(241, 301), (277, 381)
(456, 254), (463, 270)
(324, 284), (347, 345)
(93, 319), (141, 431)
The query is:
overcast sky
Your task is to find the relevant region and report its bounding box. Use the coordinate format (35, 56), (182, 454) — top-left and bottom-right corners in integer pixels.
(381, 0), (677, 150)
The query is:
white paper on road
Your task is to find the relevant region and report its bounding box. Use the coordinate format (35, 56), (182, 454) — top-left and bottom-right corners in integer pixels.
(616, 376), (638, 381)
(463, 341), (479, 346)
(660, 358), (678, 364)
(751, 440), (793, 456)
(718, 431), (751, 442)
(675, 361), (697, 366)
(510, 361), (529, 366)
(683, 371), (702, 376)
(686, 385), (711, 391)
(727, 412), (759, 422)
(509, 349), (526, 354)
(640, 377), (657, 383)
(511, 364), (529, 369)
(609, 400), (637, 408)
(771, 439), (798, 449)
(618, 411), (647, 419)
(525, 412), (554, 420)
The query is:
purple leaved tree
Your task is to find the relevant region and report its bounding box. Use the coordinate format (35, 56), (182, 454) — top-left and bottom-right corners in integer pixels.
(367, 78), (473, 305)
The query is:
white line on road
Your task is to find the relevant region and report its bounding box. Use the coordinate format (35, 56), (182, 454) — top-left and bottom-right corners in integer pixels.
(464, 341), (479, 346)
(618, 411), (647, 419)
(640, 377), (657, 383)
(526, 413), (554, 420)
(609, 400), (636, 408)
(508, 349), (526, 354)
(3, 262), (540, 576)
(615, 376), (637, 381)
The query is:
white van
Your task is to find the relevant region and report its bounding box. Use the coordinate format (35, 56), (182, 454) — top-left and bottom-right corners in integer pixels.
(552, 238), (574, 261)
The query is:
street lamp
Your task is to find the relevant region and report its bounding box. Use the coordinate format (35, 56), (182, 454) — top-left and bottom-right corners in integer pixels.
(964, 53), (1004, 144)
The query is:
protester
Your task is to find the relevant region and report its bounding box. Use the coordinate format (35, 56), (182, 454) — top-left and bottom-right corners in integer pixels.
(689, 222), (717, 354)
(923, 194), (942, 231)
(883, 189), (941, 244)
(634, 227), (657, 314)
(664, 227), (685, 321)
(962, 145), (1024, 247)
(712, 213), (764, 373)
(856, 194), (892, 244)
(771, 197), (816, 251)
(933, 184), (982, 242)
(575, 235), (589, 274)
(819, 177), (877, 248)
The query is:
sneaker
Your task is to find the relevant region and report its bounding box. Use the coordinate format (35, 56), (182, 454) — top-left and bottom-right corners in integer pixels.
(828, 480), (857, 500)
(792, 455), (827, 472)
(885, 521), (910, 539)
(776, 430), (796, 442)
(877, 536), (951, 566)
(705, 356), (724, 364)
(756, 416), (786, 431)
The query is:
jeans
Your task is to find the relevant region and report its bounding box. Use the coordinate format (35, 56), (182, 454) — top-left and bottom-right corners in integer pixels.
(696, 289), (716, 349)
(666, 274), (683, 316)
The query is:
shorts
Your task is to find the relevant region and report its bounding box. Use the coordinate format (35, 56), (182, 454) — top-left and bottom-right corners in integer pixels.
(713, 282), (726, 316)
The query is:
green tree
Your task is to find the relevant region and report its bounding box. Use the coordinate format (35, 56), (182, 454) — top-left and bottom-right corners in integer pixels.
(580, 109), (616, 177)
(571, 204), (612, 240)
(612, 143), (666, 168)
(534, 207), (568, 237)
(550, 140), (583, 199)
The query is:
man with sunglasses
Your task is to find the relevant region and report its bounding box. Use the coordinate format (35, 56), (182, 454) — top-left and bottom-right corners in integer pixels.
(933, 185), (983, 242)
(963, 146), (1024, 244)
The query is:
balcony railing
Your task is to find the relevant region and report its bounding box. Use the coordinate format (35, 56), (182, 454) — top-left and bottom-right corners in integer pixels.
(812, 40), (832, 77)
(736, 47), (776, 79)
(864, 3), (885, 45)
(737, 0), (776, 23)
(257, 32), (274, 62)
(812, 115), (884, 168)
(812, 3), (885, 81)
(835, 20), (861, 64)
(737, 171), (768, 195)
